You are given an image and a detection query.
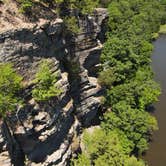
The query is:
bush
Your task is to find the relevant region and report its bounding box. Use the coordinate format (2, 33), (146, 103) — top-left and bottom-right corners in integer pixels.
(64, 16), (81, 34)
(98, 69), (116, 88)
(17, 0), (34, 14)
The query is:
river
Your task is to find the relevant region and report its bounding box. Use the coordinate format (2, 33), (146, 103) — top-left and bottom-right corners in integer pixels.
(145, 35), (166, 166)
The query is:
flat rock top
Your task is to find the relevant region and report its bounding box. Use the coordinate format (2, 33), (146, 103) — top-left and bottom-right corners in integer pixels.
(0, 0), (33, 32)
(0, 0), (57, 33)
(0, 1), (108, 33)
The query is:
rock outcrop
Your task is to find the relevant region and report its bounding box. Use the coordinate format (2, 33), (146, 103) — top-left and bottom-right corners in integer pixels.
(0, 7), (108, 166)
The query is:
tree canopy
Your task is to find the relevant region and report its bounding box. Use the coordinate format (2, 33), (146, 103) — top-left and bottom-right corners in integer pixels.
(72, 129), (146, 166)
(32, 60), (62, 101)
(73, 0), (164, 165)
(0, 63), (22, 118)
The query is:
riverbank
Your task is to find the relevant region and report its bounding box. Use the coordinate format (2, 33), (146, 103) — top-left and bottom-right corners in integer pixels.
(159, 24), (166, 34)
(152, 24), (166, 40)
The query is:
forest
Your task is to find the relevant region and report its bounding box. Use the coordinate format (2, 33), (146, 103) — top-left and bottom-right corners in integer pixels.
(0, 0), (166, 166)
(72, 0), (166, 165)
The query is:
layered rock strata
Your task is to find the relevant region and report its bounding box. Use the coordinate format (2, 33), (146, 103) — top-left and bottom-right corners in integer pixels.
(0, 8), (108, 166)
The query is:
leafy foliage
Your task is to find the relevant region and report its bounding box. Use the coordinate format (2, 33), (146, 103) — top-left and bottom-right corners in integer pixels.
(72, 129), (145, 166)
(17, 0), (34, 14)
(105, 68), (160, 110)
(97, 0), (163, 158)
(0, 63), (22, 118)
(72, 0), (165, 165)
(98, 68), (116, 88)
(64, 16), (81, 34)
(71, 153), (91, 166)
(77, 0), (99, 15)
(102, 102), (158, 154)
(16, 0), (99, 33)
(32, 60), (62, 101)
(16, 0), (99, 15)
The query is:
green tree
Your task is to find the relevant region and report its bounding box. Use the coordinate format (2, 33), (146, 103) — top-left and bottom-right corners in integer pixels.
(0, 63), (25, 166)
(63, 16), (81, 34)
(0, 63), (22, 118)
(98, 68), (116, 88)
(71, 153), (91, 166)
(72, 128), (145, 166)
(78, 0), (99, 14)
(99, 0), (163, 158)
(102, 101), (158, 154)
(32, 60), (62, 101)
(125, 156), (146, 166)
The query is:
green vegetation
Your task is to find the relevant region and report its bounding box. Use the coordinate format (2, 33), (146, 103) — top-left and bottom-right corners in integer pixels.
(159, 24), (166, 34)
(73, 0), (165, 165)
(99, 0), (163, 160)
(72, 129), (145, 166)
(16, 0), (99, 33)
(77, 0), (99, 15)
(0, 63), (22, 118)
(32, 60), (62, 101)
(17, 0), (99, 16)
(99, 0), (163, 161)
(63, 16), (81, 34)
(102, 102), (158, 154)
(1, 0), (166, 165)
(0, 60), (62, 115)
(17, 0), (34, 14)
(98, 69), (116, 88)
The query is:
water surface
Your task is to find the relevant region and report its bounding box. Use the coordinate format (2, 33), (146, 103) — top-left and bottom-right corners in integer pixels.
(145, 35), (166, 166)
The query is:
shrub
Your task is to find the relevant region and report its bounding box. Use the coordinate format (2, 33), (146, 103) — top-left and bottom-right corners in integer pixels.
(64, 16), (81, 34)
(17, 0), (34, 14)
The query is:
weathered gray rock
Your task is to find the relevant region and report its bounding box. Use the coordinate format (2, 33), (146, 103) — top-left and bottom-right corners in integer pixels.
(0, 8), (108, 166)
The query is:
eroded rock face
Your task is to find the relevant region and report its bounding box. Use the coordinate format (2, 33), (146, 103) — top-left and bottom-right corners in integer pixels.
(0, 8), (108, 166)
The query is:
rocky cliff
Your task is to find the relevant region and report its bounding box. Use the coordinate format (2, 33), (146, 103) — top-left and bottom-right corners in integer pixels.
(0, 6), (108, 166)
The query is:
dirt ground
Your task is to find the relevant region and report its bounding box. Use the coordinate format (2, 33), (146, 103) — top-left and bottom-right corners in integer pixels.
(0, 0), (56, 32)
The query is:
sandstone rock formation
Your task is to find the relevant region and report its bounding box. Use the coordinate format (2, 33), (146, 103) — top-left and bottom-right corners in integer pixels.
(0, 7), (108, 166)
